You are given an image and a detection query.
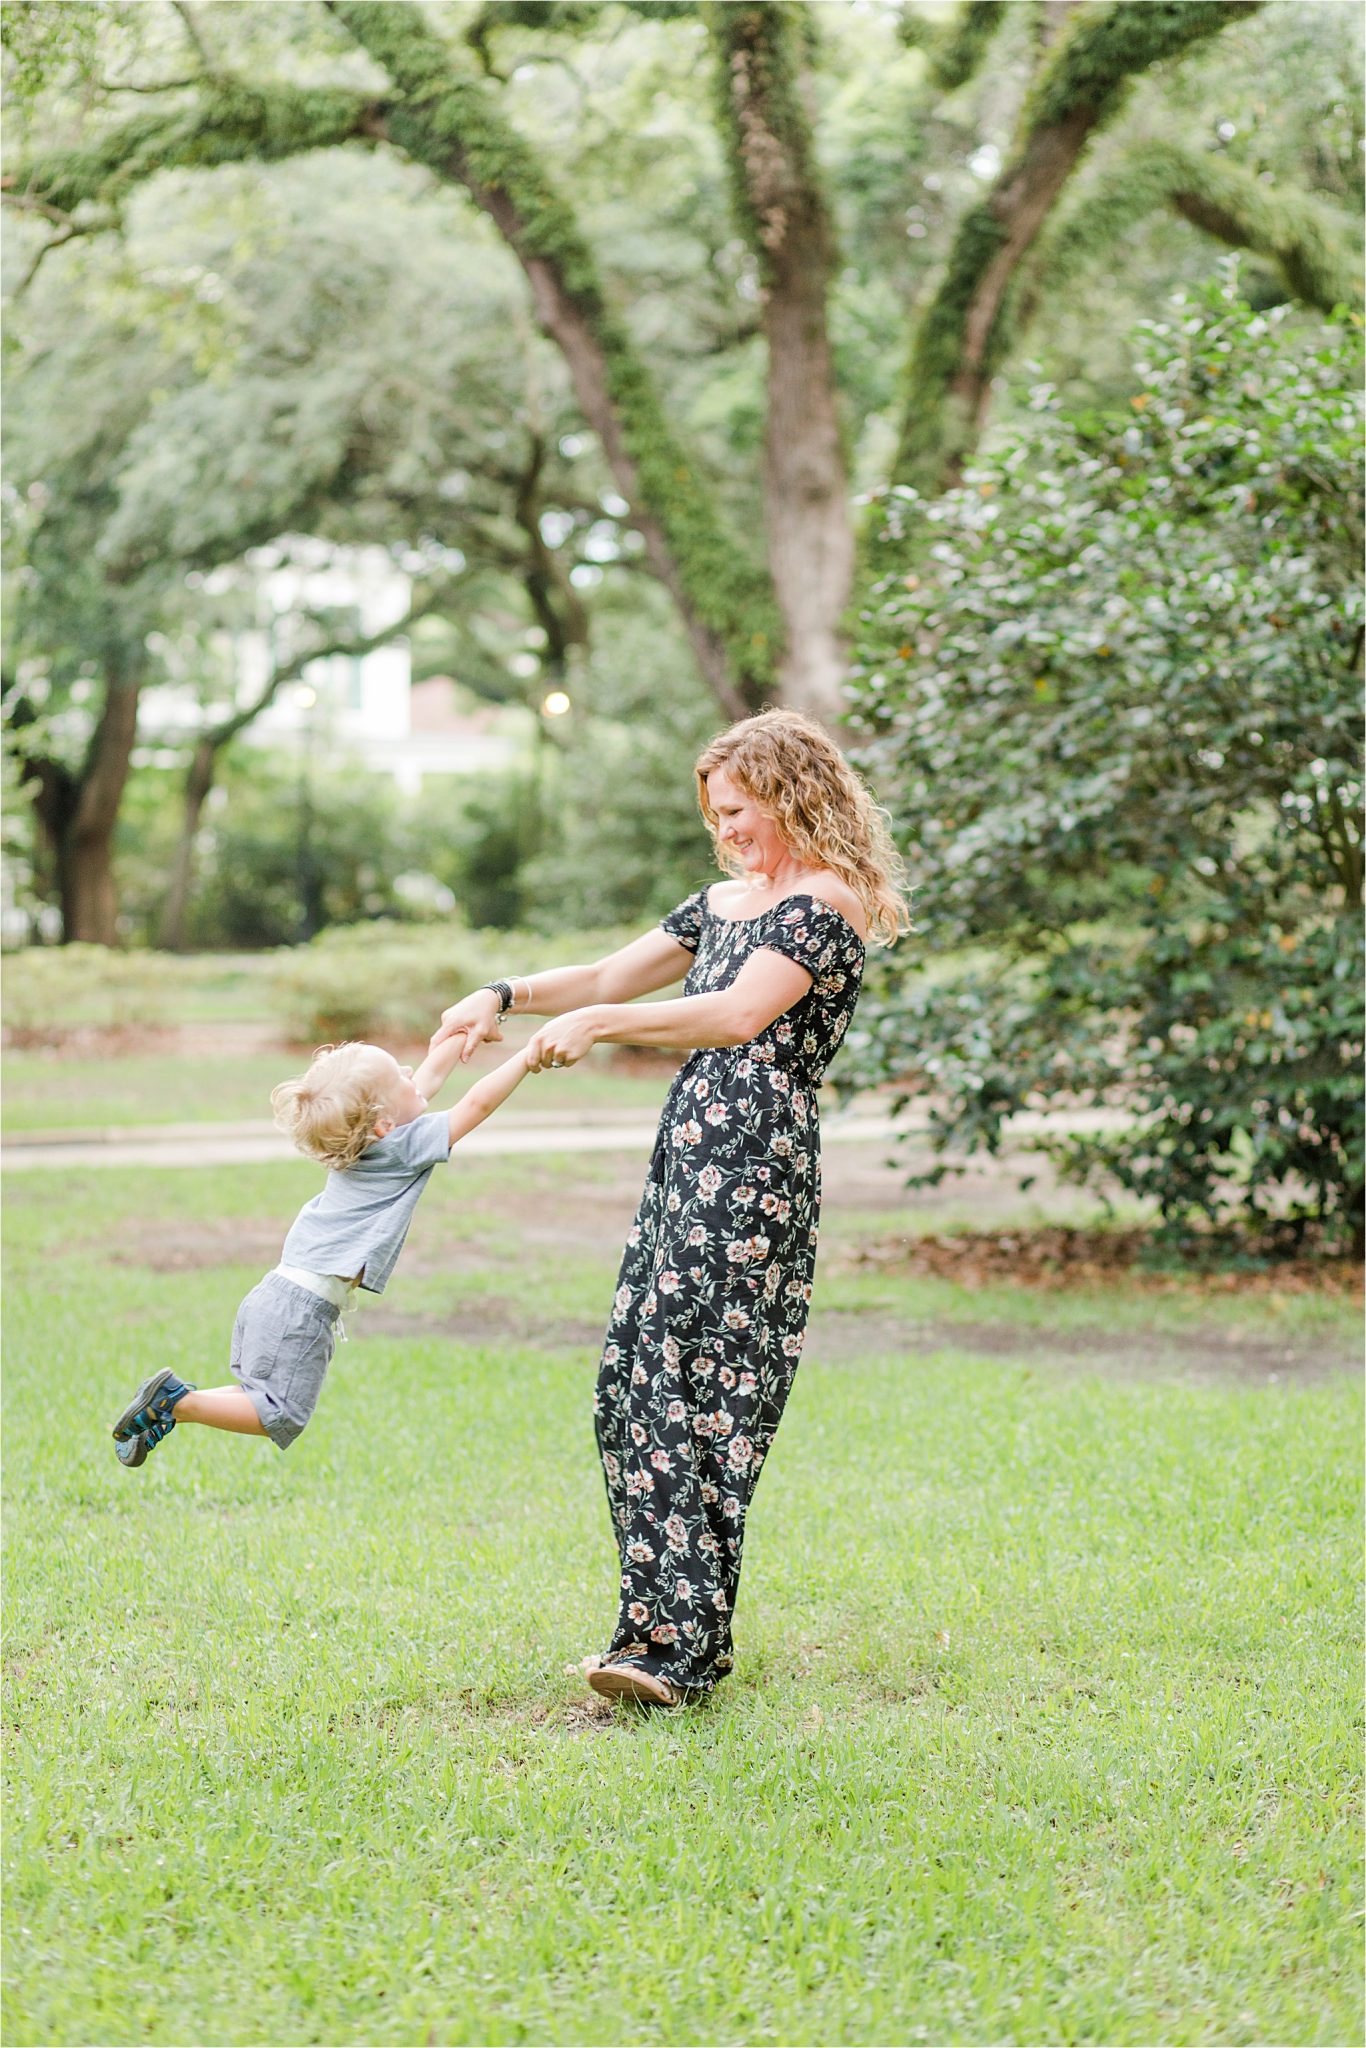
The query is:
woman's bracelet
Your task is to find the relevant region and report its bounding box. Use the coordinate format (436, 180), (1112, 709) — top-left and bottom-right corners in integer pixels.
(480, 977), (531, 1016)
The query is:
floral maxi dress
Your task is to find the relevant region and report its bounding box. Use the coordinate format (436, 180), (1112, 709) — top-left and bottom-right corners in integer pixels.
(594, 889), (866, 1694)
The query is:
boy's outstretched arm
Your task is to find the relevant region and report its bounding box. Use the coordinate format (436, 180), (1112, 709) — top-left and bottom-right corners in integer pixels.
(444, 1046), (534, 1148)
(412, 1029), (469, 1107)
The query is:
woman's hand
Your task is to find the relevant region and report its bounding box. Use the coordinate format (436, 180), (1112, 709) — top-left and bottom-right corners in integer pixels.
(432, 988), (504, 1063)
(525, 1008), (602, 1073)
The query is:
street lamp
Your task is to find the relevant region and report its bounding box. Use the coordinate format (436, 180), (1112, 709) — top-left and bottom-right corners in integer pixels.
(295, 682), (319, 942)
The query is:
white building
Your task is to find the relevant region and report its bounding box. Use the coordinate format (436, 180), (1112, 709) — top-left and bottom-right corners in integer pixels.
(137, 539), (523, 793)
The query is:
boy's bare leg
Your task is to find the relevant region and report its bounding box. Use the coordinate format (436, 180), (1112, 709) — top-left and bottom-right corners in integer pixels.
(173, 1388), (267, 1435)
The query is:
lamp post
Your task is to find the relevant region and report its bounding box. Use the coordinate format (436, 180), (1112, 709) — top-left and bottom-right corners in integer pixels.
(294, 682), (319, 943)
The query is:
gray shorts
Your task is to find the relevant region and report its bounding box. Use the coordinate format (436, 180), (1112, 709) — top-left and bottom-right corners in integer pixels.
(230, 1273), (340, 1450)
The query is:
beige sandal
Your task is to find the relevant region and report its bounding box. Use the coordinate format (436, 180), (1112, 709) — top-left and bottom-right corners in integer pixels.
(585, 1660), (680, 1708)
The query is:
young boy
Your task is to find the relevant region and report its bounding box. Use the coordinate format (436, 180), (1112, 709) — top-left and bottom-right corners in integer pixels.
(111, 1032), (532, 1467)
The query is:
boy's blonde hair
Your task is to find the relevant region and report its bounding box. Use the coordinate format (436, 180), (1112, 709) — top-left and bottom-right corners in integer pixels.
(270, 1043), (390, 1170)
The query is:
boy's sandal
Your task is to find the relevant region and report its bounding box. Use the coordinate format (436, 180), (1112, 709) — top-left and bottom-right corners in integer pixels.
(585, 1659), (680, 1709)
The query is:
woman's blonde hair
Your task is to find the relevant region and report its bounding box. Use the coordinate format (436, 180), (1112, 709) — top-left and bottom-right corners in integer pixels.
(270, 1043), (390, 1170)
(694, 709), (910, 946)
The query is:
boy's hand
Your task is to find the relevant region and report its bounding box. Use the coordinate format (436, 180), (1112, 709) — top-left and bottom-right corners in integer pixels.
(526, 1009), (600, 1073)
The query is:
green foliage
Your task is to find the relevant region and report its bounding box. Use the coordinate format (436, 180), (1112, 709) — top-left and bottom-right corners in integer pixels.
(1025, 0), (1261, 134)
(1028, 138), (1360, 321)
(15, 80), (379, 216)
(851, 276), (1364, 1245)
(0, 0), (101, 102)
(924, 0), (1006, 94)
(333, 0), (780, 699)
(1, 942), (170, 1040)
(268, 917), (635, 1041)
(520, 589), (718, 929)
(893, 0), (1276, 492)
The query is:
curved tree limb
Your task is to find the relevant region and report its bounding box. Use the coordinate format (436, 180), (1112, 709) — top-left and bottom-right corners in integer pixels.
(893, 0), (1262, 492)
(708, 1), (850, 721)
(926, 0), (1009, 93)
(160, 576), (463, 949)
(3, 80), (390, 216)
(326, 0), (775, 717)
(4, 24), (775, 715)
(1020, 139), (1361, 329)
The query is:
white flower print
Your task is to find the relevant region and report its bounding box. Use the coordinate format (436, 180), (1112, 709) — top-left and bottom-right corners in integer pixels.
(595, 889), (864, 1694)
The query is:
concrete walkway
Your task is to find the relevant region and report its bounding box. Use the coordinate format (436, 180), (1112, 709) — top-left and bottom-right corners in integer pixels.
(0, 1106), (1121, 1171)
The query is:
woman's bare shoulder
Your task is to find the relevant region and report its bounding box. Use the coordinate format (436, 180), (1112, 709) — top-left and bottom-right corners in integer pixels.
(801, 872), (868, 938)
(705, 879), (750, 915)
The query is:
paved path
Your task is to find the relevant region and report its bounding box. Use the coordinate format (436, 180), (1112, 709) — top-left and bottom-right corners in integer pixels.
(1, 1106), (1122, 1171)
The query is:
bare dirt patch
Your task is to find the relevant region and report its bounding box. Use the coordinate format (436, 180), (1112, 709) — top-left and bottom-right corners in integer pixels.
(112, 1217), (291, 1273)
(806, 1307), (1358, 1385)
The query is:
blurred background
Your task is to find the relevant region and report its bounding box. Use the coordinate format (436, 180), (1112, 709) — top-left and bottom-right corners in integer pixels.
(2, 0), (1361, 1248)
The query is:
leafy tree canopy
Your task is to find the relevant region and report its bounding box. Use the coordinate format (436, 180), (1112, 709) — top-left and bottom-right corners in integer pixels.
(848, 270), (1363, 1247)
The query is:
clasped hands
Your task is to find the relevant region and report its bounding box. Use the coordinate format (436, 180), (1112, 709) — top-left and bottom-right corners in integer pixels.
(431, 988), (600, 1072)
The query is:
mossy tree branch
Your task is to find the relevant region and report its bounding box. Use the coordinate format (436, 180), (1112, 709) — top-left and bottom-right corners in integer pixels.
(893, 0), (1262, 492)
(6, 14), (777, 715)
(1021, 140), (1362, 328)
(327, 0), (776, 716)
(925, 0), (1009, 93)
(707, 1), (850, 720)
(3, 81), (390, 216)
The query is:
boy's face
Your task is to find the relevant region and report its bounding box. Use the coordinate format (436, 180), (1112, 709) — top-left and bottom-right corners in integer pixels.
(366, 1048), (427, 1132)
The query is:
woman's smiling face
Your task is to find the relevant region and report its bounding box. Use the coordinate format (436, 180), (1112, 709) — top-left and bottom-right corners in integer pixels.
(705, 767), (789, 876)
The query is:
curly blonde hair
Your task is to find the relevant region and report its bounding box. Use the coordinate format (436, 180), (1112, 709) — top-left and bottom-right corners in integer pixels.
(270, 1043), (391, 1170)
(694, 710), (910, 946)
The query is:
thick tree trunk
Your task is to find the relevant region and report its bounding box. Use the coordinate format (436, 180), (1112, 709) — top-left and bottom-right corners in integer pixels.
(62, 672), (141, 944)
(160, 735), (218, 953)
(713, 5), (852, 725)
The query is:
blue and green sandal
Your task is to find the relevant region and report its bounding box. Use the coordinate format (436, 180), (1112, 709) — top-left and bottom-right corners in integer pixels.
(111, 1369), (196, 1467)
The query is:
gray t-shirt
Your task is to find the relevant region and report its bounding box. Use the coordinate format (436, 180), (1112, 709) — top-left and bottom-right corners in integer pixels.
(280, 1109), (451, 1294)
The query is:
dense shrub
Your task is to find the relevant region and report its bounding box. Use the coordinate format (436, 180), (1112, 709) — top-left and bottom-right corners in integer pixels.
(848, 275), (1364, 1246)
(267, 921), (638, 1044)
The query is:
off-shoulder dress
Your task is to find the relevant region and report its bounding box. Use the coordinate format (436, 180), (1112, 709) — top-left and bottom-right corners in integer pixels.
(593, 888), (866, 1694)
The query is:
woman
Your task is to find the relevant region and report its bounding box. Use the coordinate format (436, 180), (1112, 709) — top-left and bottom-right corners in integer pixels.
(435, 710), (909, 1705)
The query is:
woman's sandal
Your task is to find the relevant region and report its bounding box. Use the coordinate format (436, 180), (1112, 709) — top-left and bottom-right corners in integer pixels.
(585, 1658), (680, 1708)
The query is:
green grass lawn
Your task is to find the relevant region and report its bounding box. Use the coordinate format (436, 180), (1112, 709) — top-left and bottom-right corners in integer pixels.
(4, 1157), (1361, 2046)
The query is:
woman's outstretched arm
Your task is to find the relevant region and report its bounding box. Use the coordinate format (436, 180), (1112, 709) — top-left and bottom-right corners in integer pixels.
(524, 949), (814, 1071)
(432, 927), (694, 1063)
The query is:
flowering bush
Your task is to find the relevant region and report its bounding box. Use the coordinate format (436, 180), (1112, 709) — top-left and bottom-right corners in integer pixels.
(848, 274), (1363, 1248)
